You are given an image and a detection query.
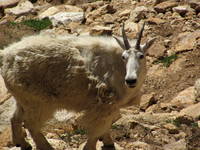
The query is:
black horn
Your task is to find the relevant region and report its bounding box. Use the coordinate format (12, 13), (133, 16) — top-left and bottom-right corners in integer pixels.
(122, 23), (131, 50)
(135, 22), (145, 50)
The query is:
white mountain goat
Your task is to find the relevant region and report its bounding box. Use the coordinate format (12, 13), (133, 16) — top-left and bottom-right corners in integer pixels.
(0, 23), (155, 150)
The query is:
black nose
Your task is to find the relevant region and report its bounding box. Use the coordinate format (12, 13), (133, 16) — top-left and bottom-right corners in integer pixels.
(125, 79), (137, 85)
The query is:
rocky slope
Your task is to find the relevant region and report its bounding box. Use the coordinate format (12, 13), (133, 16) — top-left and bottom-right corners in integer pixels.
(0, 0), (200, 150)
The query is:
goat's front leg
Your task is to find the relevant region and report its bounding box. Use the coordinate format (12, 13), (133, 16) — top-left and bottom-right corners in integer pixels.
(11, 103), (32, 150)
(101, 110), (121, 149)
(83, 137), (98, 150)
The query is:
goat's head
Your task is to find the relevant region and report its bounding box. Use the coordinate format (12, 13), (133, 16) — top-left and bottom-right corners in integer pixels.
(114, 22), (155, 88)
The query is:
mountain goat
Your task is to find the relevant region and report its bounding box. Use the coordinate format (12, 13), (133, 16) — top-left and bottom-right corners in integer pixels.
(0, 23), (155, 150)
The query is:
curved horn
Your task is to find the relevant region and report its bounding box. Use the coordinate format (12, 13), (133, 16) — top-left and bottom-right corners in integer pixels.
(122, 23), (131, 50)
(135, 22), (145, 50)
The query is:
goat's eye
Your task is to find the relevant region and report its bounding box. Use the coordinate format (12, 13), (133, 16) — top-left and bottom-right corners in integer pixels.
(139, 54), (144, 59)
(122, 55), (126, 60)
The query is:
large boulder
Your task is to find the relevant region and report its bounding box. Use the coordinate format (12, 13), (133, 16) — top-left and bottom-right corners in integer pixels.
(173, 31), (200, 53)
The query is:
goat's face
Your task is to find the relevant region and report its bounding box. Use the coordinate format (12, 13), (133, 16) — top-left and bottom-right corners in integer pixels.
(122, 48), (144, 88)
(114, 23), (156, 88)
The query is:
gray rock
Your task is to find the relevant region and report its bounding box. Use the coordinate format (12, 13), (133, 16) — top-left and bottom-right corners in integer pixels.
(49, 12), (84, 26)
(4, 1), (34, 16)
(173, 5), (194, 16)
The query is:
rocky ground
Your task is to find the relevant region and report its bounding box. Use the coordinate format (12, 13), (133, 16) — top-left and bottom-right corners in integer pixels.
(0, 0), (200, 150)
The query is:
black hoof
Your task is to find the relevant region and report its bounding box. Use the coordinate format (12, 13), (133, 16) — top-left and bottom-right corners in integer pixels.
(103, 144), (115, 150)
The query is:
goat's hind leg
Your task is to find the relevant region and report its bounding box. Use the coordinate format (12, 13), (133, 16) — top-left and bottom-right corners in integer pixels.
(11, 103), (32, 150)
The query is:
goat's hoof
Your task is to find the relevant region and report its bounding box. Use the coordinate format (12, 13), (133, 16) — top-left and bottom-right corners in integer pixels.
(16, 143), (32, 150)
(102, 144), (115, 150)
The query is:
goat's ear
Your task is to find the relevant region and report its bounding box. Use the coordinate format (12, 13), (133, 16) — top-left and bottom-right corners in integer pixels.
(113, 36), (126, 50)
(141, 37), (156, 53)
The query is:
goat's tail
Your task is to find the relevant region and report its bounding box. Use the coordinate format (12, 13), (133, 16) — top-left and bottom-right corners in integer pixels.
(0, 50), (3, 68)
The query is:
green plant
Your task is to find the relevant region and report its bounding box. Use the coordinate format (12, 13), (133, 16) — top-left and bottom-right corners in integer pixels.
(73, 129), (87, 135)
(21, 18), (52, 31)
(153, 54), (178, 67)
(166, 119), (181, 127)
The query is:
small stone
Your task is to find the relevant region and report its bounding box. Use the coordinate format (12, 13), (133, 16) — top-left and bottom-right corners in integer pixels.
(130, 6), (149, 22)
(0, 0), (19, 9)
(89, 25), (112, 36)
(194, 79), (200, 102)
(173, 5), (193, 16)
(163, 139), (187, 150)
(119, 9), (131, 17)
(103, 14), (114, 24)
(188, 0), (200, 13)
(154, 1), (178, 13)
(147, 17), (166, 25)
(148, 40), (166, 58)
(163, 123), (179, 134)
(140, 93), (156, 111)
(39, 6), (60, 19)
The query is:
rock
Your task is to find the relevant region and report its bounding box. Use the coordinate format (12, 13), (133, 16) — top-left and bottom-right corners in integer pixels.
(0, 127), (12, 148)
(175, 115), (194, 126)
(173, 31), (200, 53)
(170, 86), (195, 106)
(79, 141), (123, 150)
(173, 5), (194, 16)
(163, 139), (187, 150)
(147, 17), (166, 25)
(86, 4), (116, 24)
(49, 12), (84, 26)
(64, 5), (83, 12)
(194, 79), (200, 102)
(163, 123), (179, 134)
(48, 139), (70, 150)
(89, 25), (112, 36)
(130, 6), (149, 22)
(148, 40), (166, 58)
(4, 1), (34, 16)
(39, 6), (60, 19)
(0, 0), (19, 9)
(39, 4), (83, 19)
(131, 141), (151, 149)
(140, 93), (156, 111)
(180, 103), (200, 119)
(124, 21), (138, 32)
(119, 9), (131, 17)
(0, 74), (10, 104)
(0, 97), (16, 133)
(154, 1), (178, 13)
(102, 14), (114, 24)
(188, 0), (200, 13)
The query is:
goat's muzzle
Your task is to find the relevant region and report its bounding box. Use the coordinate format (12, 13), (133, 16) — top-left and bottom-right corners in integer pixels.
(125, 79), (137, 88)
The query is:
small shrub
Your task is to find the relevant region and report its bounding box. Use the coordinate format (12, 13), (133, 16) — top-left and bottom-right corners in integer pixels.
(153, 54), (178, 67)
(21, 18), (52, 31)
